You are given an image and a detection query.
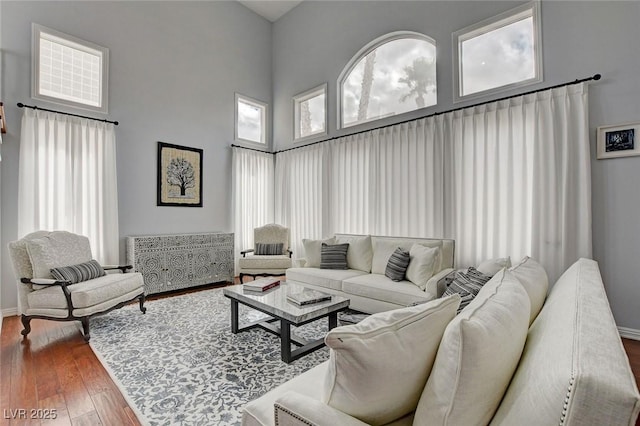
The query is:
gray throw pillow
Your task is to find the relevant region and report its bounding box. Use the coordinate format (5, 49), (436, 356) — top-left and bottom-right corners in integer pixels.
(442, 267), (492, 313)
(255, 242), (284, 255)
(385, 247), (411, 281)
(50, 259), (106, 284)
(320, 243), (349, 270)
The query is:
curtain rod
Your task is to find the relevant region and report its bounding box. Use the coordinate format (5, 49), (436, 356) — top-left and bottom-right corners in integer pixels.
(229, 144), (271, 154)
(269, 73), (601, 155)
(17, 102), (119, 125)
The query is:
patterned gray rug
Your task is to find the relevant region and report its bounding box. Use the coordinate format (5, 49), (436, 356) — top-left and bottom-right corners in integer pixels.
(89, 287), (330, 425)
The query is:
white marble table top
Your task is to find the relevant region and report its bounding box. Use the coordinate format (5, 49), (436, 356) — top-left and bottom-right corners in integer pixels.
(223, 281), (350, 324)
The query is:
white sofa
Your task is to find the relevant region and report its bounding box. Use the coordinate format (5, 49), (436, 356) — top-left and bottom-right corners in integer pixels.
(243, 258), (640, 426)
(286, 234), (455, 314)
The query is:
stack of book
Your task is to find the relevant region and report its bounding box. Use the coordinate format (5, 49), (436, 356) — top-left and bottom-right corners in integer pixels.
(287, 289), (332, 306)
(243, 277), (281, 293)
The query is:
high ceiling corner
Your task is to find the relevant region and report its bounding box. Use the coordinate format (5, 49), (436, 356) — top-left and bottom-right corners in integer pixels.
(238, 0), (303, 22)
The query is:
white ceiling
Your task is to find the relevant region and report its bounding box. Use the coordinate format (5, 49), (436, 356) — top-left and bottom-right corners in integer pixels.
(238, 0), (303, 22)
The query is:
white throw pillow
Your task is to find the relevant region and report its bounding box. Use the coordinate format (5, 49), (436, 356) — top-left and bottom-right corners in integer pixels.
(302, 237), (336, 268)
(476, 256), (512, 276)
(335, 235), (373, 272)
(509, 256), (548, 325)
(323, 295), (461, 425)
(405, 244), (440, 290)
(414, 269), (530, 426)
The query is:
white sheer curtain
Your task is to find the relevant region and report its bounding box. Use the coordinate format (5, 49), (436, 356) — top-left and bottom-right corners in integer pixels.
(445, 83), (591, 281)
(232, 147), (274, 269)
(275, 144), (328, 258)
(275, 117), (445, 255)
(274, 83), (591, 282)
(18, 108), (119, 264)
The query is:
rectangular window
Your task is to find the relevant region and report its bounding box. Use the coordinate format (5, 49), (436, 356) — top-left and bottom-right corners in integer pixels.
(235, 94), (268, 145)
(32, 24), (109, 113)
(294, 83), (327, 141)
(453, 2), (542, 101)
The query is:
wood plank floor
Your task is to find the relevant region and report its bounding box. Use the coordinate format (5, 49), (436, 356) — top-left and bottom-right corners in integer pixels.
(2, 283), (640, 425)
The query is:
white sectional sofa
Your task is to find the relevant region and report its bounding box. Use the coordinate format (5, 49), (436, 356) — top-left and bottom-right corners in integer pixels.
(286, 234), (455, 314)
(243, 258), (640, 426)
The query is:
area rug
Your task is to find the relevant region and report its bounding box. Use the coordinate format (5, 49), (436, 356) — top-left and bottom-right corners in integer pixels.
(89, 287), (330, 425)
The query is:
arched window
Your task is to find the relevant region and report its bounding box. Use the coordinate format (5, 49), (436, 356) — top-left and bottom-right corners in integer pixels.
(338, 31), (437, 129)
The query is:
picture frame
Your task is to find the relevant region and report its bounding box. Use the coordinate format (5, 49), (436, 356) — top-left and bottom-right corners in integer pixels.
(157, 142), (203, 207)
(597, 122), (640, 159)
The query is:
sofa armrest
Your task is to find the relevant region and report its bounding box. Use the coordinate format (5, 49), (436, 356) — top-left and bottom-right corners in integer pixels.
(274, 392), (369, 426)
(425, 268), (454, 298)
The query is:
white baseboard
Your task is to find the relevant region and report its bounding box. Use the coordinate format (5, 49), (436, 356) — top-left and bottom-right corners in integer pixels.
(618, 326), (640, 341)
(2, 307), (18, 317)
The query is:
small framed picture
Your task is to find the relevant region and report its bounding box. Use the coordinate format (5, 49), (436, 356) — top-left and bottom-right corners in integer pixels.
(597, 122), (640, 159)
(157, 142), (203, 207)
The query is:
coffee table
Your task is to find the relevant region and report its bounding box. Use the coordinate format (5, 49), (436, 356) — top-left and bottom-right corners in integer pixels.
(223, 282), (349, 363)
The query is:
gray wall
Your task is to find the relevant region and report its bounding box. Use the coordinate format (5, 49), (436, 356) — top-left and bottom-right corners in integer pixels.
(272, 1), (640, 329)
(0, 1), (272, 312)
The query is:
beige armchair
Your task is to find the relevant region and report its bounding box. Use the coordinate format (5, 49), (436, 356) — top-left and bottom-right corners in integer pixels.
(238, 224), (292, 283)
(8, 230), (146, 342)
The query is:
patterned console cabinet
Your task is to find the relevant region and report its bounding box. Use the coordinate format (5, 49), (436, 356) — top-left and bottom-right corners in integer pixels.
(126, 233), (234, 295)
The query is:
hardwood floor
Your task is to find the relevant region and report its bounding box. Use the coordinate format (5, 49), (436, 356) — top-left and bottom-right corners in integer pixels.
(2, 284), (640, 425)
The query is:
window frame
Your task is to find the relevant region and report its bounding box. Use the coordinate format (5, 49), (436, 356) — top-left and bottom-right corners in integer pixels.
(293, 83), (328, 143)
(235, 93), (268, 147)
(453, 1), (543, 103)
(31, 23), (109, 113)
(337, 31), (437, 130)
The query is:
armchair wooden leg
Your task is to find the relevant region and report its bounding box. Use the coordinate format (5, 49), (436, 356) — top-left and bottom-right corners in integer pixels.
(139, 294), (147, 314)
(81, 317), (91, 342)
(20, 315), (32, 337)
(239, 273), (245, 283)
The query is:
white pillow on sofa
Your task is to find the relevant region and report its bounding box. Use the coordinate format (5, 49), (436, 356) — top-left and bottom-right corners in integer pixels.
(476, 256), (512, 276)
(302, 237), (335, 268)
(323, 294), (461, 425)
(509, 256), (548, 325)
(335, 235), (373, 272)
(371, 240), (405, 275)
(405, 244), (441, 290)
(414, 269), (530, 426)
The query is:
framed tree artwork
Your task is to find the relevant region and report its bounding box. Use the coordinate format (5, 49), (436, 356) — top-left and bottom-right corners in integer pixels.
(157, 142), (203, 207)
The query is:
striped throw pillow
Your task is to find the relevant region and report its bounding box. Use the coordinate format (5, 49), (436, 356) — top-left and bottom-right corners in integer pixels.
(255, 242), (284, 255)
(320, 243), (350, 270)
(443, 267), (492, 313)
(385, 247), (411, 281)
(50, 259), (106, 284)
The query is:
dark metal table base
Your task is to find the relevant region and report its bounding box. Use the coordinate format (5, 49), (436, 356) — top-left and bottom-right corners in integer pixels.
(229, 299), (341, 363)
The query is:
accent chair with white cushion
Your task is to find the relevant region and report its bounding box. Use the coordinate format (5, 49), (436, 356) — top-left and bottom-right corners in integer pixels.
(239, 224), (292, 283)
(8, 230), (146, 342)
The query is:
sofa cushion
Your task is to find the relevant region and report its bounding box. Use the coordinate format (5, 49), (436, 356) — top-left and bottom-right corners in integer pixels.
(491, 258), (640, 426)
(335, 235), (373, 273)
(342, 274), (434, 306)
(238, 255), (292, 270)
(415, 269), (530, 425)
(26, 231), (93, 279)
(509, 256), (548, 325)
(320, 243), (349, 270)
(286, 267), (367, 291)
(405, 244), (440, 290)
(385, 247), (410, 281)
(372, 239), (445, 275)
(50, 259), (106, 284)
(303, 237), (336, 268)
(27, 272), (143, 309)
(323, 295), (460, 425)
(476, 256), (512, 276)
